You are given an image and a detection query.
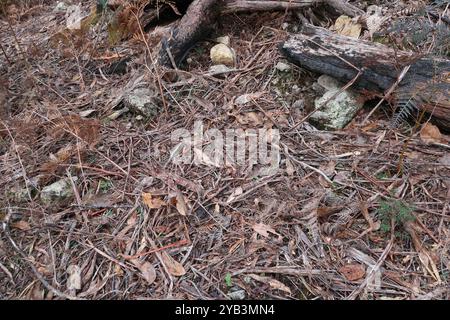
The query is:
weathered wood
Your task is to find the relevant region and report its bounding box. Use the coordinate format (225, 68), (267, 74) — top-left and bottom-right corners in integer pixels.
(158, 0), (221, 67)
(281, 25), (450, 130)
(222, 0), (317, 14)
(156, 0), (365, 67)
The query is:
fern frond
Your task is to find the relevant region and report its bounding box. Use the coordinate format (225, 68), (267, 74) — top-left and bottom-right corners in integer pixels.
(390, 89), (421, 129)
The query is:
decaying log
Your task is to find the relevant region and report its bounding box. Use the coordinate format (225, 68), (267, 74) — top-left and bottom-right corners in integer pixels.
(222, 0), (363, 16)
(157, 0), (363, 67)
(281, 25), (450, 130)
(222, 0), (317, 14)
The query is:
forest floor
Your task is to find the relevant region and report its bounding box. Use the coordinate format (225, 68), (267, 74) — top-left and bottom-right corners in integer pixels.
(0, 0), (449, 299)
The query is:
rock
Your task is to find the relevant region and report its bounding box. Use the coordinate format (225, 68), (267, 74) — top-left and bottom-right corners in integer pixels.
(292, 84), (301, 94)
(310, 75), (364, 130)
(210, 44), (235, 66)
(227, 289), (246, 300)
(41, 177), (77, 204)
(123, 88), (161, 117)
(292, 99), (304, 110)
(53, 1), (67, 12)
(208, 64), (231, 76)
(215, 35), (230, 46)
(275, 61), (291, 72)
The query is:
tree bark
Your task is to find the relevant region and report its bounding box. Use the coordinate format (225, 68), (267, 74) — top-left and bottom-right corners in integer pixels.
(158, 0), (221, 67)
(280, 25), (450, 130)
(222, 0), (317, 14)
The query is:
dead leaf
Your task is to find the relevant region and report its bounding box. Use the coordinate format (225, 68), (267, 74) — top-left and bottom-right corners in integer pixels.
(11, 220), (31, 231)
(142, 192), (166, 209)
(252, 222), (282, 241)
(339, 264), (366, 281)
(332, 15), (361, 38)
(420, 123), (442, 144)
(175, 192), (188, 216)
(67, 264), (82, 290)
(161, 252), (186, 277)
(131, 259), (156, 284)
(249, 274), (292, 294)
(226, 186), (243, 203)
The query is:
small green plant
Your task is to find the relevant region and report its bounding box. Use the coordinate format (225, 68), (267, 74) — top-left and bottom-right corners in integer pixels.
(377, 199), (416, 233)
(99, 179), (113, 193)
(224, 273), (232, 287)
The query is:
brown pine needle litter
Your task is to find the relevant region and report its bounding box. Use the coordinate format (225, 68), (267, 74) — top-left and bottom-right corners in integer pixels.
(0, 0), (449, 300)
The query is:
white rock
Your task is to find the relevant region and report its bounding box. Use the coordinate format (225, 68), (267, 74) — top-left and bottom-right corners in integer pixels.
(210, 44), (235, 66)
(275, 61), (291, 72)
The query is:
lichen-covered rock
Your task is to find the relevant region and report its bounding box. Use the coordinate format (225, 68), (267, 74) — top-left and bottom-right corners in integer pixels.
(310, 75), (364, 130)
(123, 88), (161, 117)
(275, 61), (291, 72)
(41, 178), (76, 204)
(210, 43), (235, 66)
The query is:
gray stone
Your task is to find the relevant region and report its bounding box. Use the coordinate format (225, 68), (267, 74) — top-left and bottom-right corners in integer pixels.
(123, 88), (160, 117)
(275, 61), (291, 72)
(41, 177), (77, 204)
(227, 289), (246, 300)
(292, 99), (304, 110)
(53, 1), (67, 12)
(310, 75), (364, 130)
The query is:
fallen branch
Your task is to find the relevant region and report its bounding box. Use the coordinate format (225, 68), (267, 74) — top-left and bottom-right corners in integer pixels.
(280, 25), (450, 130)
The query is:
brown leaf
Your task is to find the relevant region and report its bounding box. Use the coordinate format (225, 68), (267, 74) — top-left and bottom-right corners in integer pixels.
(226, 186), (243, 204)
(131, 259), (156, 284)
(142, 192), (166, 209)
(161, 252), (186, 277)
(11, 220), (31, 231)
(420, 123), (442, 144)
(252, 222), (282, 241)
(339, 264), (366, 281)
(174, 191), (189, 216)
